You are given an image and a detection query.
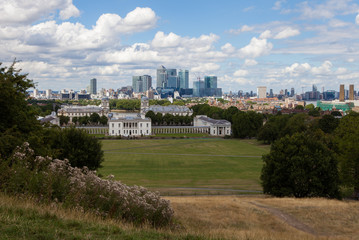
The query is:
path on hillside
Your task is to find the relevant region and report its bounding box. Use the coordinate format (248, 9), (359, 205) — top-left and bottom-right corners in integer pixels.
(249, 201), (329, 237)
(104, 151), (262, 158)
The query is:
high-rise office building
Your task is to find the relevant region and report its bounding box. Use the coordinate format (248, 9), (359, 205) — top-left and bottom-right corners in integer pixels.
(166, 69), (178, 88)
(339, 84), (345, 102)
(90, 78), (97, 94)
(290, 88), (295, 97)
(349, 84), (354, 100)
(269, 89), (273, 98)
(257, 86), (267, 99)
(132, 76), (143, 93)
(204, 76), (217, 89)
(132, 75), (152, 93)
(193, 79), (205, 97)
(46, 89), (52, 99)
(178, 69), (189, 89)
(157, 66), (167, 88)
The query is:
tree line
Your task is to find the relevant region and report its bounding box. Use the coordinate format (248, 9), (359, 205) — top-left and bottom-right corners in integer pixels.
(59, 113), (108, 126)
(145, 111), (192, 126)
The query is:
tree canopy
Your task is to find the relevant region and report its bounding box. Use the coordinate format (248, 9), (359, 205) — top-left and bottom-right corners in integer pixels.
(261, 131), (340, 198)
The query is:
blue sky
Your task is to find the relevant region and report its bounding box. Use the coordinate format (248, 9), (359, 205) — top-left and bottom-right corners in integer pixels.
(1, 0), (359, 93)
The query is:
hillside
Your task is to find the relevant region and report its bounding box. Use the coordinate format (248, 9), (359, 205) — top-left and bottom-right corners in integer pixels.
(2, 193), (359, 240)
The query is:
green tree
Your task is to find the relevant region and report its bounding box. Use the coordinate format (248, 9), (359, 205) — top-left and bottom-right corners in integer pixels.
(145, 111), (156, 125)
(223, 106), (240, 123)
(318, 114), (339, 133)
(46, 127), (104, 170)
(79, 116), (90, 125)
(0, 62), (44, 157)
(72, 116), (79, 125)
(305, 103), (315, 110)
(295, 105), (304, 110)
(99, 115), (108, 125)
(59, 115), (70, 126)
(89, 113), (100, 125)
(261, 131), (340, 198)
(232, 111), (263, 138)
(156, 113), (163, 125)
(335, 113), (359, 197)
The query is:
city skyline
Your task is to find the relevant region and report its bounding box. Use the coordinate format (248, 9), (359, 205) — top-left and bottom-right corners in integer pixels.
(1, 0), (359, 92)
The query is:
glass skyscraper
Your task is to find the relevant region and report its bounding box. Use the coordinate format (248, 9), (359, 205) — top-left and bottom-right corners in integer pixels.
(178, 69), (189, 89)
(204, 76), (217, 89)
(90, 78), (97, 94)
(156, 66), (167, 88)
(132, 75), (152, 92)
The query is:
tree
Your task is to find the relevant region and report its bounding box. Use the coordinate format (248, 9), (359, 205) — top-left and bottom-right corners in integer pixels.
(232, 111), (263, 138)
(59, 115), (70, 126)
(318, 114), (339, 133)
(223, 106), (240, 123)
(79, 116), (90, 125)
(335, 113), (359, 197)
(99, 115), (108, 125)
(295, 105), (304, 110)
(72, 116), (79, 125)
(145, 111), (156, 125)
(305, 103), (315, 110)
(46, 127), (104, 170)
(261, 131), (340, 198)
(89, 113), (100, 125)
(0, 61), (44, 157)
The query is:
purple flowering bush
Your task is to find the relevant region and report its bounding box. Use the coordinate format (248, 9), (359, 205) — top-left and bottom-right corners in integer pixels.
(0, 143), (174, 227)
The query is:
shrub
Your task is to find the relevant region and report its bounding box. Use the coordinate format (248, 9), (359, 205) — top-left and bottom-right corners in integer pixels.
(0, 143), (174, 227)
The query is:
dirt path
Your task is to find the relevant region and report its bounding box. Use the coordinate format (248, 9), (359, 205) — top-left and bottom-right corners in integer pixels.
(249, 201), (328, 237)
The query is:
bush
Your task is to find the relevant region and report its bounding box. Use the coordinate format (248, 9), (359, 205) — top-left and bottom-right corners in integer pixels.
(0, 143), (174, 227)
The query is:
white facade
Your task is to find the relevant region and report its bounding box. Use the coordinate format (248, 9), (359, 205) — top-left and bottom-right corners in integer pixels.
(257, 86), (267, 99)
(193, 115), (231, 136)
(46, 89), (52, 99)
(109, 117), (152, 137)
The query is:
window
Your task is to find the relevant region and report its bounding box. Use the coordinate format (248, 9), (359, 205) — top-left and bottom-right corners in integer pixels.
(140, 123), (142, 127)
(140, 130), (142, 134)
(112, 123), (114, 127)
(118, 123), (121, 127)
(146, 123), (149, 127)
(112, 130), (114, 134)
(146, 130), (148, 134)
(118, 130), (121, 134)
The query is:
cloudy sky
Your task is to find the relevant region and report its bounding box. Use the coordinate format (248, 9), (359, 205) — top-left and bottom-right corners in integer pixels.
(1, 0), (359, 93)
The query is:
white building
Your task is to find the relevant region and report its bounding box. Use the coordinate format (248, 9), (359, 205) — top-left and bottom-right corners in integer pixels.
(257, 86), (267, 99)
(109, 117), (151, 137)
(46, 89), (52, 99)
(194, 115), (231, 136)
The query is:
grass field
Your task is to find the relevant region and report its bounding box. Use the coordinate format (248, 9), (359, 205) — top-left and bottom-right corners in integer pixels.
(99, 138), (270, 195)
(2, 193), (359, 240)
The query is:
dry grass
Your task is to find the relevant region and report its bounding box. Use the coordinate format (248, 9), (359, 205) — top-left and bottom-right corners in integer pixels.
(167, 195), (359, 240)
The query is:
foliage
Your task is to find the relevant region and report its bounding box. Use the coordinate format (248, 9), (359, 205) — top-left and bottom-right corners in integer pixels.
(0, 62), (43, 157)
(305, 103), (315, 110)
(99, 115), (108, 125)
(90, 113), (101, 124)
(145, 111), (192, 126)
(232, 111), (263, 138)
(335, 113), (359, 196)
(294, 105), (304, 110)
(59, 115), (70, 126)
(318, 114), (339, 133)
(261, 131), (341, 198)
(0, 143), (174, 227)
(110, 99), (140, 110)
(45, 128), (104, 170)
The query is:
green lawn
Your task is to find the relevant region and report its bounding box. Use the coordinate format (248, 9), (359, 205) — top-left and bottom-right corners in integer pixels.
(99, 139), (270, 194)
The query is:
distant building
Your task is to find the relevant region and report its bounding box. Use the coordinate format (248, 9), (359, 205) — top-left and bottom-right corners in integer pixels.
(33, 88), (39, 98)
(339, 84), (345, 102)
(157, 66), (167, 88)
(257, 86), (267, 99)
(178, 69), (189, 89)
(193, 79), (205, 97)
(132, 75), (152, 93)
(194, 115), (231, 136)
(317, 100), (354, 111)
(90, 78), (97, 95)
(349, 84), (354, 100)
(109, 117), (151, 137)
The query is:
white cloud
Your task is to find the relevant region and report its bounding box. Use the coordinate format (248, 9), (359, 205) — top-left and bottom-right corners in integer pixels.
(329, 19), (350, 28)
(356, 13), (359, 25)
(221, 43), (236, 54)
(284, 63), (311, 76)
(347, 58), (355, 63)
(273, 0), (286, 10)
(233, 69), (249, 77)
(238, 37), (273, 58)
(0, 0), (80, 26)
(244, 59), (258, 66)
(228, 25), (254, 35)
(191, 63), (220, 73)
(274, 27), (300, 39)
(151, 32), (181, 48)
(259, 30), (272, 39)
(336, 67), (347, 74)
(311, 61), (332, 75)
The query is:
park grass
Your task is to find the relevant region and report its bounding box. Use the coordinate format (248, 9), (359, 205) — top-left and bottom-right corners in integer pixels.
(99, 139), (270, 195)
(2, 193), (359, 240)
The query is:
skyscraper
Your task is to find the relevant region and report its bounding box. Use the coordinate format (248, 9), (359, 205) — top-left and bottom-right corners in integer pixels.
(132, 75), (152, 93)
(257, 86), (267, 99)
(290, 88), (295, 97)
(204, 76), (217, 89)
(339, 84), (345, 102)
(349, 84), (354, 100)
(156, 66), (167, 88)
(193, 79), (205, 97)
(90, 78), (97, 94)
(178, 69), (189, 89)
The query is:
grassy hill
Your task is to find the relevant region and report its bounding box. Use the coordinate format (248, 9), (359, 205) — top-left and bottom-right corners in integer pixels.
(99, 138), (270, 195)
(2, 193), (359, 240)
